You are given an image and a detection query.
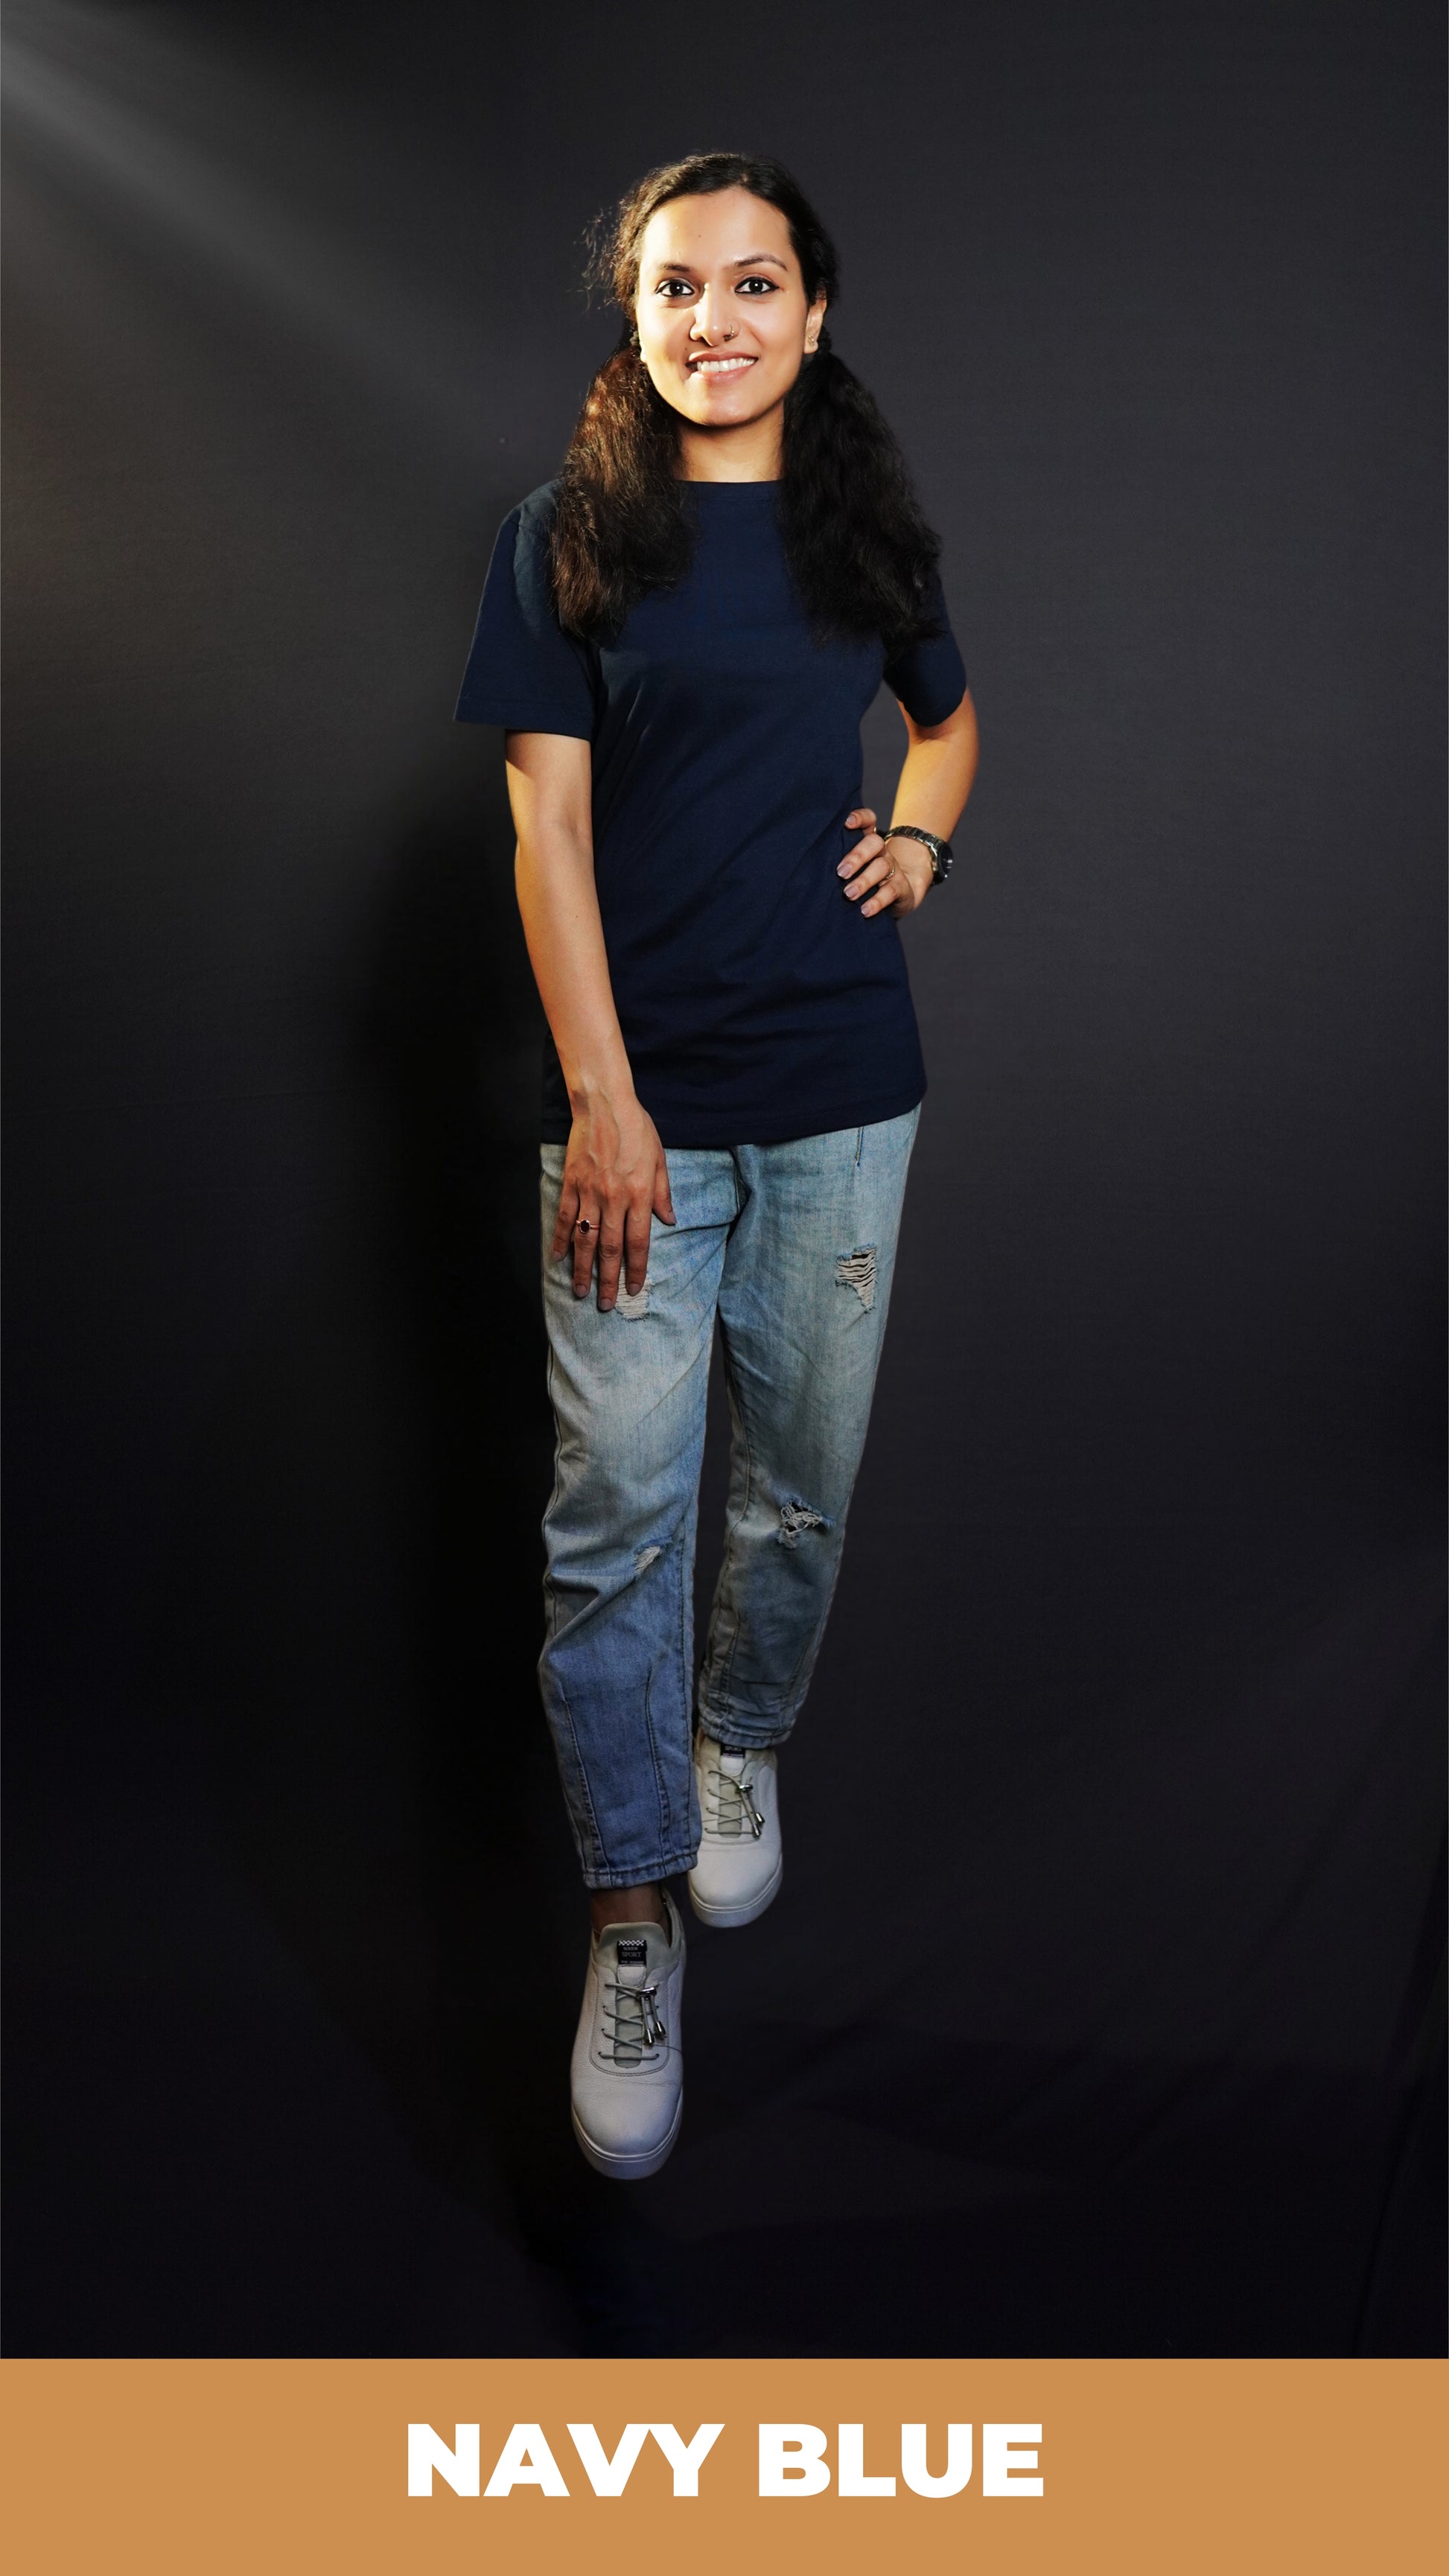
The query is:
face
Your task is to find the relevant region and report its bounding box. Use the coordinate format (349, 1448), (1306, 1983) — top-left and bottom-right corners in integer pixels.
(633, 186), (827, 441)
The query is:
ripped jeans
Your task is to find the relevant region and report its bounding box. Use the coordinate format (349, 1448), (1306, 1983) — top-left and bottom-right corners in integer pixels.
(538, 1107), (919, 1889)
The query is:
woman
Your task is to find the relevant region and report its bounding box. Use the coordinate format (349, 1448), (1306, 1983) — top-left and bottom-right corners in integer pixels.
(456, 151), (978, 2179)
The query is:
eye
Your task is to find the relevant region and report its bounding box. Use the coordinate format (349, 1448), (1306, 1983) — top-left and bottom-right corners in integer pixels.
(736, 276), (780, 295)
(653, 278), (696, 297)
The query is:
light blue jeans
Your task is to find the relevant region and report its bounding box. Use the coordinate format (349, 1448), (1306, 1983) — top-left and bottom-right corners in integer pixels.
(538, 1108), (920, 1889)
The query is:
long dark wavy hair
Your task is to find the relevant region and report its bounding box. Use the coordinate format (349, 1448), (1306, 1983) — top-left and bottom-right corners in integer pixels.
(550, 151), (943, 651)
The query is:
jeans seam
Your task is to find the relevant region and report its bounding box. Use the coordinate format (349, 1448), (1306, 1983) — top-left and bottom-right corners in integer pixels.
(539, 1331), (610, 1870)
(642, 1659), (673, 1854)
(782, 1519), (849, 1702)
(710, 1325), (756, 1708)
(553, 1671), (606, 1878)
(676, 1500), (695, 1784)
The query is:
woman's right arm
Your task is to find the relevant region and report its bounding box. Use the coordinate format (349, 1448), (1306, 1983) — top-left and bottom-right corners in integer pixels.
(505, 729), (675, 1311)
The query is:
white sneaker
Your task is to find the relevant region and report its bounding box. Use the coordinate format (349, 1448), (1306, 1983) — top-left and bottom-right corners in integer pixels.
(687, 1734), (783, 1927)
(570, 1887), (685, 2180)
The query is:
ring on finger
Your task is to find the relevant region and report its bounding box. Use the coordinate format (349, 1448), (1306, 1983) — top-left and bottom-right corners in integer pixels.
(574, 1215), (595, 1236)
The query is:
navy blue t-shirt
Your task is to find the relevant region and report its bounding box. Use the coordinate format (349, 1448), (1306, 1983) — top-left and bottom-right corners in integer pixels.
(455, 478), (966, 1147)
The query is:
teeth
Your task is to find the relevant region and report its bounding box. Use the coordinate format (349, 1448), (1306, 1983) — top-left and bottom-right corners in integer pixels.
(692, 357), (754, 374)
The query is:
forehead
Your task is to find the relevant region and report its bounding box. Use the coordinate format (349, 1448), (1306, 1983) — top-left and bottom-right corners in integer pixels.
(637, 186), (799, 279)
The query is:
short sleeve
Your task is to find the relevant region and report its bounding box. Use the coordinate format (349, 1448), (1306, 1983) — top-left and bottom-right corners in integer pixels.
(453, 491), (598, 736)
(882, 568), (968, 728)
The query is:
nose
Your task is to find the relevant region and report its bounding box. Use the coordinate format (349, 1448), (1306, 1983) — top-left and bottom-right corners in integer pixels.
(689, 285), (737, 343)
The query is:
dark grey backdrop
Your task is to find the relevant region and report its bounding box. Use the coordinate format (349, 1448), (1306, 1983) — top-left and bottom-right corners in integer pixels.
(4, 0), (1444, 2355)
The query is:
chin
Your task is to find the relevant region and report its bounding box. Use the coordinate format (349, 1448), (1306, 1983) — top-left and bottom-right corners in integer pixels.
(688, 381), (776, 418)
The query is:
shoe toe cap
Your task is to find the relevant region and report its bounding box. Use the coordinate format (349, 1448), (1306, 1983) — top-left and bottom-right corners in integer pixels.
(572, 2069), (681, 2161)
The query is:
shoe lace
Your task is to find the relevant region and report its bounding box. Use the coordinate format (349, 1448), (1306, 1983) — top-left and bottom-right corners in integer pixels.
(602, 1975), (666, 2065)
(703, 1749), (764, 1841)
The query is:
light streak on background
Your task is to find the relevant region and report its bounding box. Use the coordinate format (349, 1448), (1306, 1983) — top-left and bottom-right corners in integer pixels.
(4, 0), (509, 456)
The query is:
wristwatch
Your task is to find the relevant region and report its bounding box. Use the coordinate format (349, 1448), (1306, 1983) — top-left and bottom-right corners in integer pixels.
(882, 824), (953, 885)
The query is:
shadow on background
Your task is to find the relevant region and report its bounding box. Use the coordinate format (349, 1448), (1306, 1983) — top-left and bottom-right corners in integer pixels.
(147, 779), (640, 2335)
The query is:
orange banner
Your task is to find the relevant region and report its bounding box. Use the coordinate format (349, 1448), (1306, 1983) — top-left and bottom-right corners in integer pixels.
(3, 2356), (1444, 2574)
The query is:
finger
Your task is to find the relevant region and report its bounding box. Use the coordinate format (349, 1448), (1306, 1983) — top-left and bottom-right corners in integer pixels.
(551, 1174), (580, 1262)
(622, 1200), (652, 1296)
(872, 847), (931, 915)
(653, 1154), (676, 1227)
(844, 848), (897, 901)
(862, 862), (914, 918)
(860, 881), (901, 917)
(844, 807), (876, 831)
(572, 1212), (599, 1298)
(859, 865), (905, 917)
(838, 831), (885, 881)
(594, 1224), (625, 1311)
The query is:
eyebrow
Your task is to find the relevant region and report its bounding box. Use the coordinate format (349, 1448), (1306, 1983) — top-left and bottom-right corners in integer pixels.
(652, 252), (789, 275)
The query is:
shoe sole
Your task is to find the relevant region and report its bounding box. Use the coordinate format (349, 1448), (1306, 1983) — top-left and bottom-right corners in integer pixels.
(571, 2090), (684, 2181)
(687, 1852), (783, 1929)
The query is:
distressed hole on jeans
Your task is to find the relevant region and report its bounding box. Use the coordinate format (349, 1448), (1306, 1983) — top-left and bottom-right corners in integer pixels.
(634, 1544), (663, 1574)
(777, 1497), (830, 1549)
(834, 1244), (877, 1311)
(611, 1273), (652, 1319)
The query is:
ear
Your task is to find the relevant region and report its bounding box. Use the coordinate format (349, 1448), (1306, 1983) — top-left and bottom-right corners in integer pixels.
(804, 292), (828, 353)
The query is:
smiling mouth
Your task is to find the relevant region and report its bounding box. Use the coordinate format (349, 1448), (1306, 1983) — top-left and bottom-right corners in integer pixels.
(688, 354), (757, 375)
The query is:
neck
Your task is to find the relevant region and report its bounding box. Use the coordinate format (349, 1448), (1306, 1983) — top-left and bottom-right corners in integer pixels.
(676, 405), (784, 483)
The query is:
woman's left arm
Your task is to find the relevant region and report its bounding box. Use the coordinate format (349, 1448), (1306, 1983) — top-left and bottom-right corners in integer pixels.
(838, 685), (980, 919)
